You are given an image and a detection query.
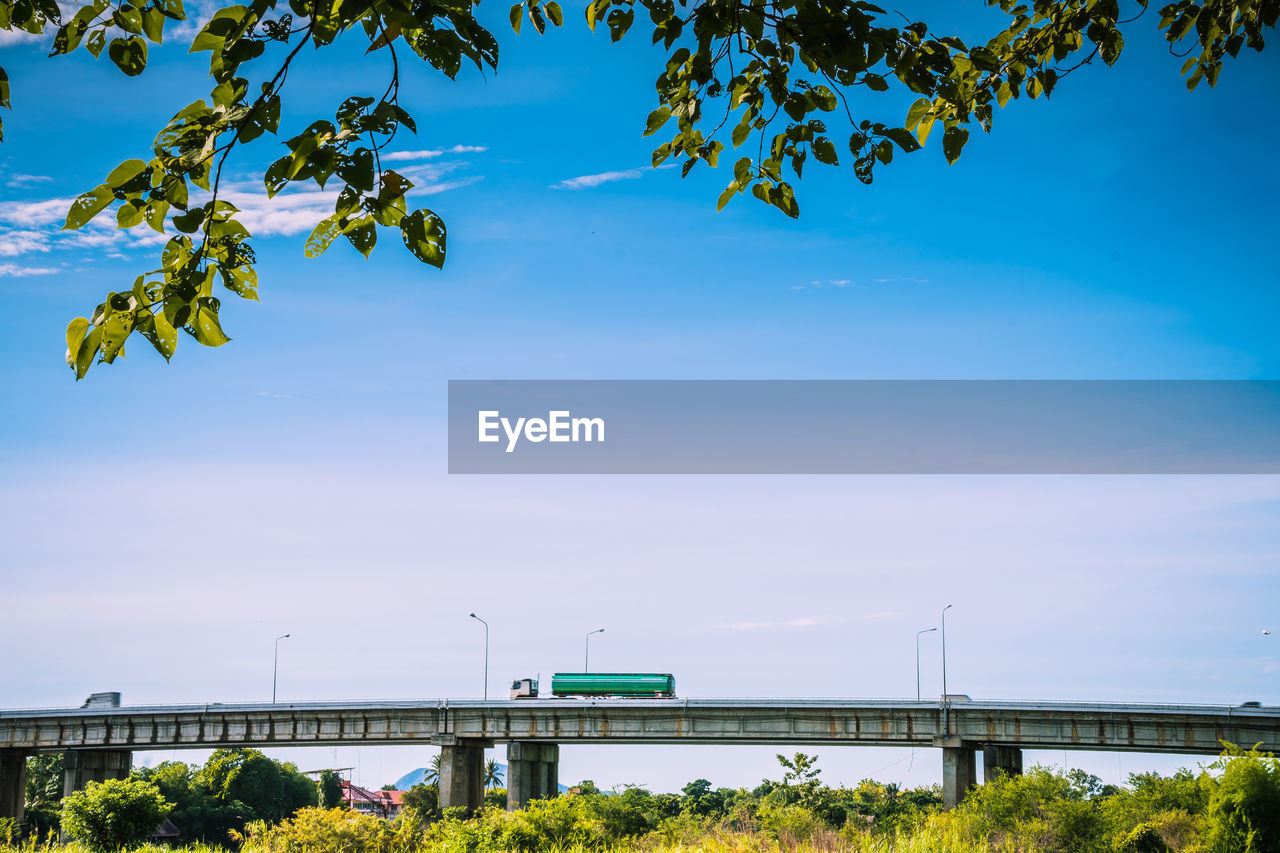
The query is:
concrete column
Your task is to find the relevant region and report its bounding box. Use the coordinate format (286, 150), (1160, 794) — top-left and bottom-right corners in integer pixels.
(438, 743), (485, 815)
(983, 746), (1023, 783)
(942, 746), (976, 809)
(62, 750), (132, 798)
(0, 750), (28, 823)
(506, 743), (558, 810)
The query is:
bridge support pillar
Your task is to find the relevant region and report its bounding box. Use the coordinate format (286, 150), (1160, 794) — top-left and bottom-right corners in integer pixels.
(62, 750), (132, 798)
(942, 746), (976, 809)
(506, 743), (559, 811)
(983, 746), (1023, 783)
(0, 750), (29, 823)
(438, 742), (486, 815)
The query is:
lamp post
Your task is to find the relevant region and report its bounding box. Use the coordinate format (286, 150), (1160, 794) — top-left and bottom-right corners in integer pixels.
(584, 628), (604, 671)
(470, 613), (489, 699)
(272, 633), (290, 703)
(916, 627), (937, 701)
(941, 604), (953, 735)
(941, 605), (954, 699)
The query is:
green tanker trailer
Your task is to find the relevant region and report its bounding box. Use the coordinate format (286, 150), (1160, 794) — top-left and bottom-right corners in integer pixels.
(509, 673), (676, 698)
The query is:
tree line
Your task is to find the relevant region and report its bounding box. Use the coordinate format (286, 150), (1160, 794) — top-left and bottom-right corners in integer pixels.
(10, 744), (1280, 851)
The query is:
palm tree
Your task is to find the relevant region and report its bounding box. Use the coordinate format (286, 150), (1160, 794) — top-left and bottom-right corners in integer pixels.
(423, 754), (442, 785)
(483, 759), (503, 789)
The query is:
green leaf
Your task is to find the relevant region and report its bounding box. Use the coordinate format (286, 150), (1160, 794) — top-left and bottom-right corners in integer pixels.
(812, 137), (838, 165)
(136, 310), (177, 360)
(644, 106), (671, 135)
(915, 113), (937, 145)
(0, 68), (9, 109)
(305, 214), (343, 258)
(144, 200), (170, 233)
(190, 300), (231, 346)
(509, 3), (521, 33)
(63, 185), (114, 230)
(117, 199), (146, 228)
(65, 317), (90, 363)
(113, 6), (144, 35)
(221, 265), (259, 300)
(345, 219), (377, 258)
(545, 1), (562, 25)
(883, 128), (921, 152)
(399, 208), (447, 268)
(100, 301), (134, 362)
(86, 29), (107, 58)
(810, 85), (837, 112)
(716, 180), (739, 211)
(905, 98), (931, 131)
(142, 6), (166, 42)
(108, 36), (148, 76)
(173, 208), (206, 233)
(337, 148), (375, 192)
(72, 325), (102, 380)
(942, 125), (969, 165)
(106, 159), (149, 190)
(996, 81), (1013, 108)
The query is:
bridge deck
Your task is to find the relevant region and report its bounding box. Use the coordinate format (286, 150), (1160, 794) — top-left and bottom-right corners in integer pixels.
(2, 699), (1276, 754)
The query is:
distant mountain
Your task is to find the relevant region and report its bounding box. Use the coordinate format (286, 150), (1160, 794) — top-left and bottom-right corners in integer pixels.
(393, 767), (430, 789)
(391, 764), (568, 793)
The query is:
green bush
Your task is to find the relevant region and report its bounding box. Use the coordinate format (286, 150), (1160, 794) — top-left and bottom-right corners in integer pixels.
(1118, 820), (1173, 852)
(61, 778), (173, 851)
(20, 801), (61, 841)
(1205, 745), (1280, 853)
(236, 806), (424, 853)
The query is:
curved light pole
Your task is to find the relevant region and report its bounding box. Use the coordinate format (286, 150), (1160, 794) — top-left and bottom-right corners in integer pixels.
(941, 604), (953, 735)
(470, 613), (489, 699)
(272, 633), (290, 703)
(916, 627), (937, 701)
(584, 628), (604, 672)
(941, 605), (953, 699)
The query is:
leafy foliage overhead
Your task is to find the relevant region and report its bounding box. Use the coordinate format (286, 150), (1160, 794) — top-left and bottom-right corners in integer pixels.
(0, 0), (1273, 377)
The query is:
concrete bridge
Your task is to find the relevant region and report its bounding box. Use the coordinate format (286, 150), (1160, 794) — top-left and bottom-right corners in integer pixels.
(2, 697), (1276, 819)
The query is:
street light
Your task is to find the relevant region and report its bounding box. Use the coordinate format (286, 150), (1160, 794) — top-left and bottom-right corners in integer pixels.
(272, 634), (290, 703)
(941, 604), (953, 700)
(916, 628), (937, 701)
(470, 613), (489, 699)
(584, 628), (604, 671)
(941, 604), (953, 736)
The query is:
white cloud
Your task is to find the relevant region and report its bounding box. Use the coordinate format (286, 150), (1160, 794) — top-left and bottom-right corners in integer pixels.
(6, 174), (54, 187)
(0, 229), (51, 256)
(0, 29), (44, 46)
(381, 145), (488, 162)
(551, 169), (645, 190)
(0, 156), (482, 262)
(791, 279), (855, 291)
(0, 197), (73, 228)
(0, 263), (61, 277)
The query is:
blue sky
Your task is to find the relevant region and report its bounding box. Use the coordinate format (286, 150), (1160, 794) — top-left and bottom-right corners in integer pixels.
(1, 0), (1278, 792)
